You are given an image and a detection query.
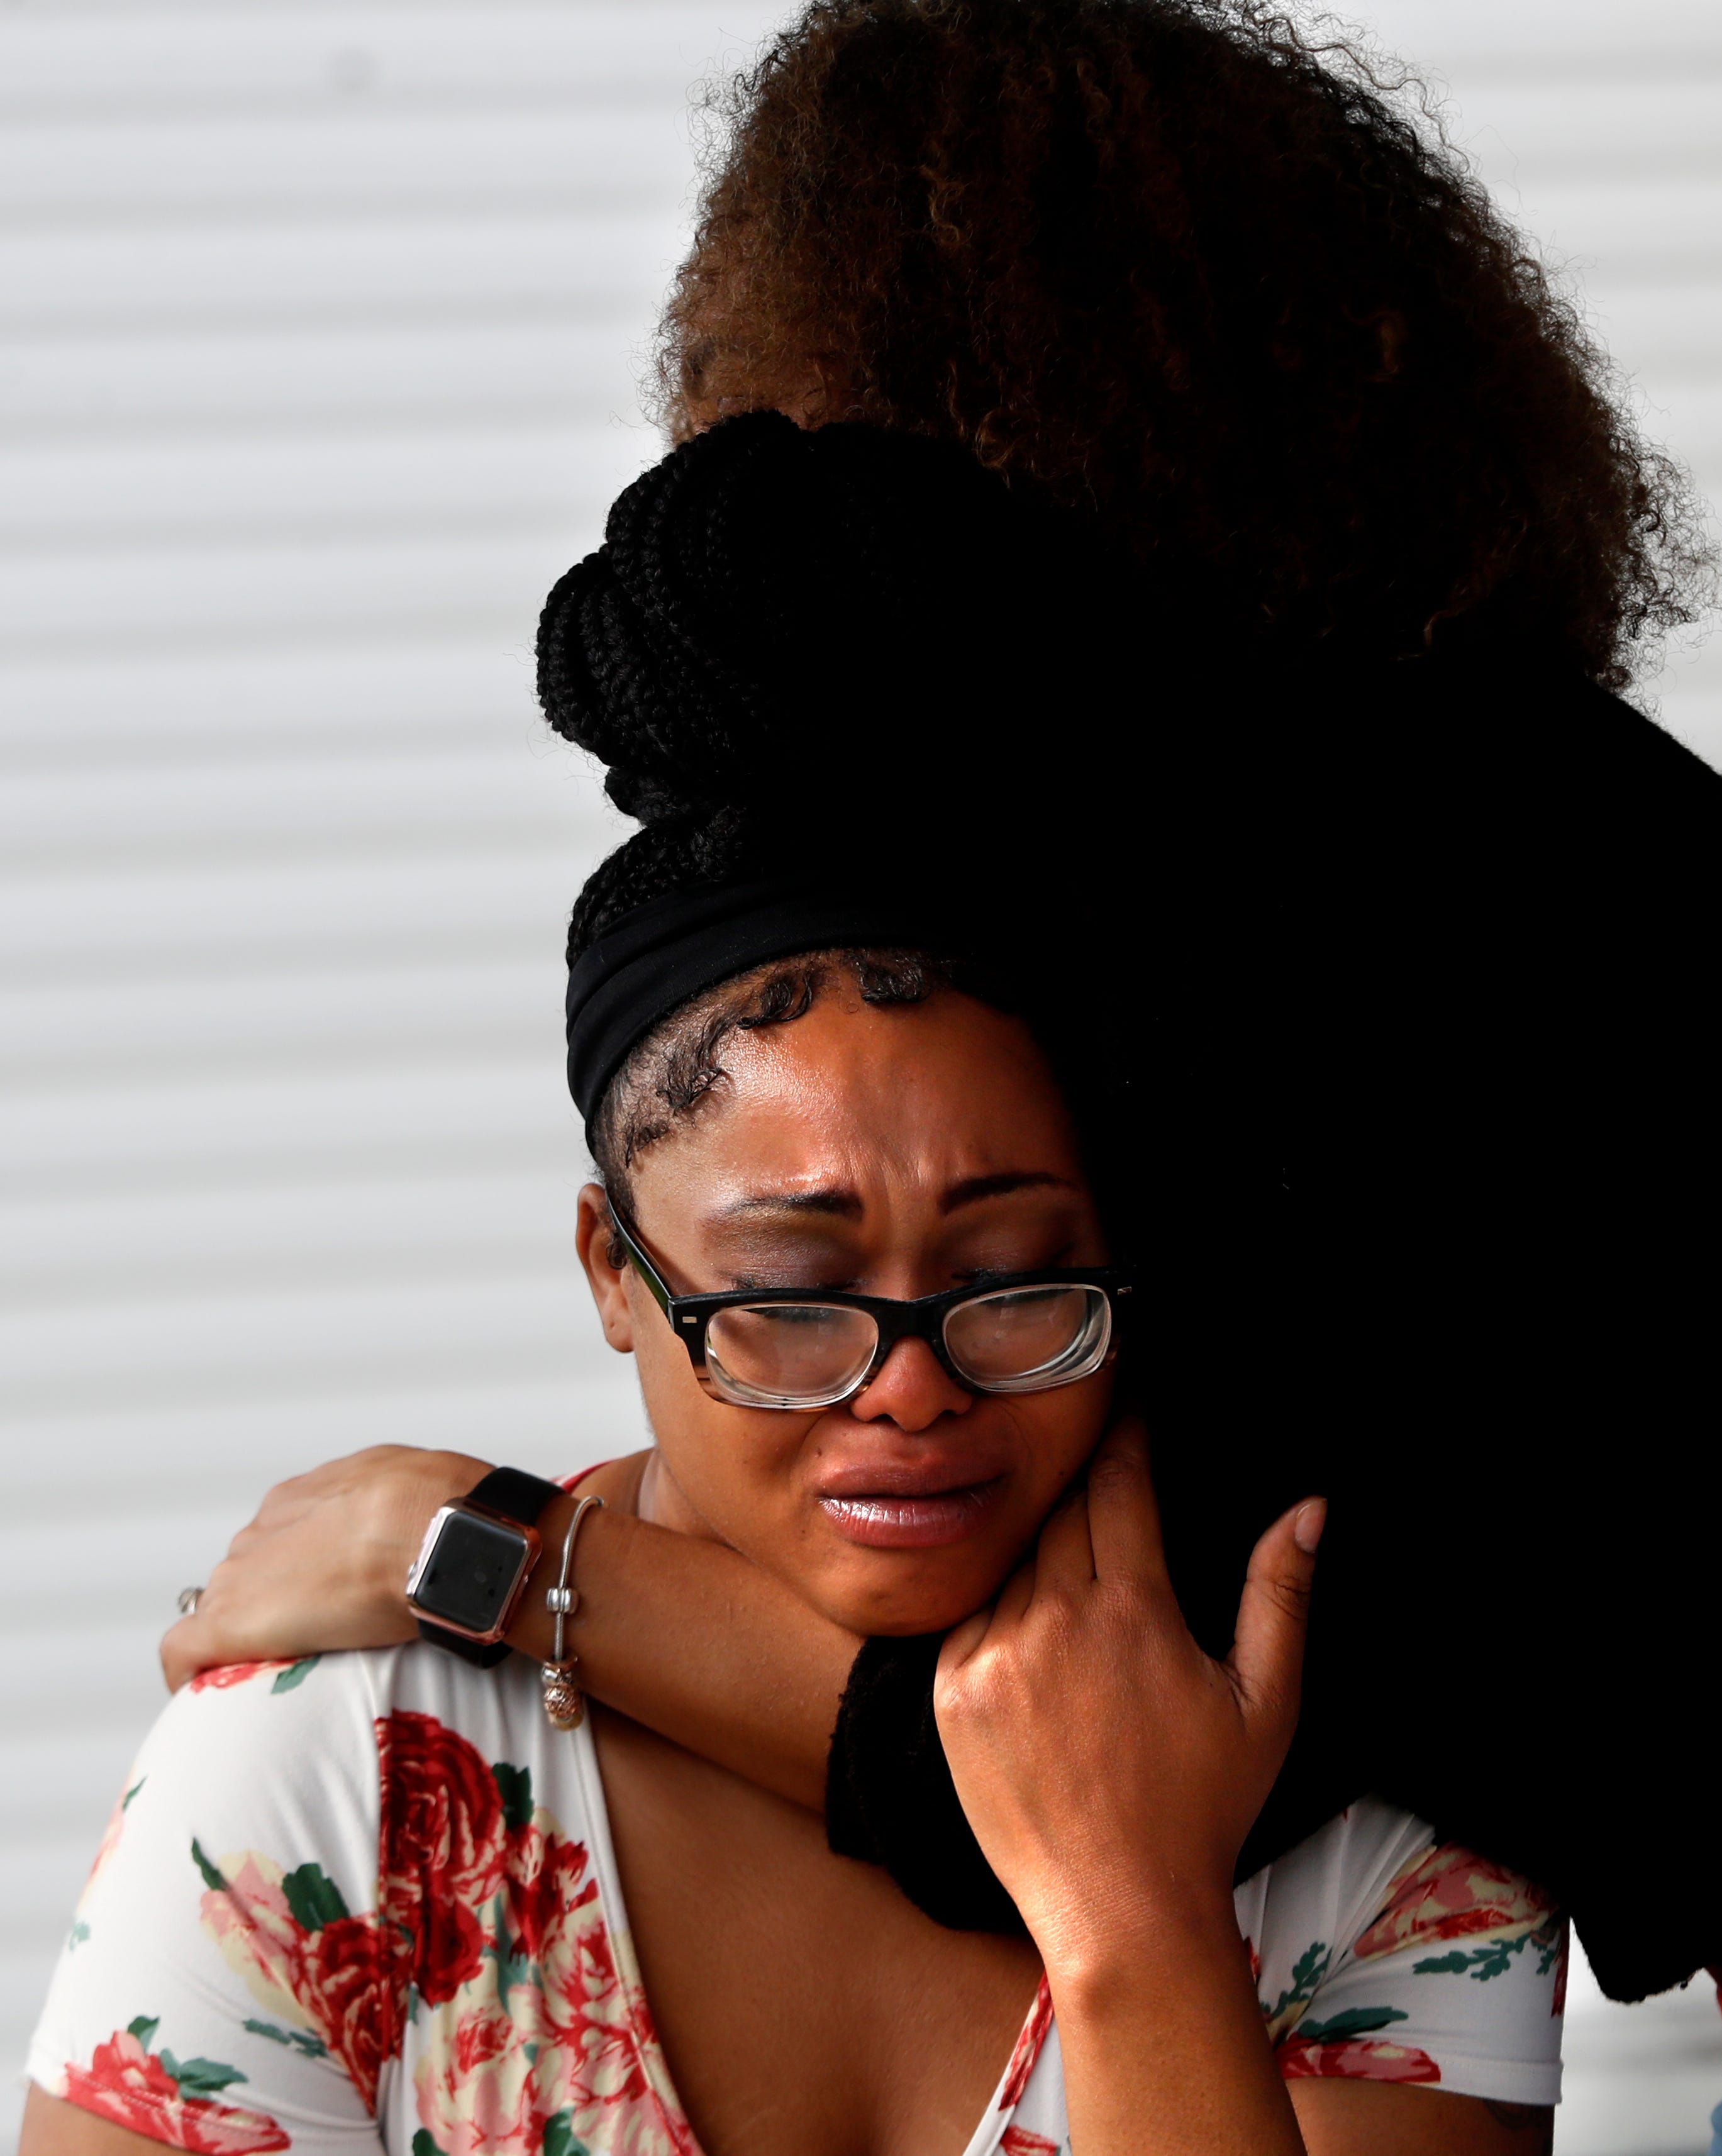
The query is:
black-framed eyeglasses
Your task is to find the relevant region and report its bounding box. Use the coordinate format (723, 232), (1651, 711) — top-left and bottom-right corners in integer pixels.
(608, 1203), (1134, 1411)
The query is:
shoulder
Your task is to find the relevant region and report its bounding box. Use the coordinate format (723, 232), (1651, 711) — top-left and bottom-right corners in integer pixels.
(30, 1645), (609, 2150)
(128, 1645), (598, 1923)
(77, 1650), (395, 1940)
(1236, 1796), (1438, 2010)
(1238, 1798), (1567, 2103)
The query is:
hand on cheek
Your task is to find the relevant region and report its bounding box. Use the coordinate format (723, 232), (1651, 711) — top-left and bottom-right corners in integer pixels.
(932, 1418), (1323, 1975)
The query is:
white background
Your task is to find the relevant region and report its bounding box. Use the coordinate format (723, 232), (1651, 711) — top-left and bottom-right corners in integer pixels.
(1, 3), (1717, 2151)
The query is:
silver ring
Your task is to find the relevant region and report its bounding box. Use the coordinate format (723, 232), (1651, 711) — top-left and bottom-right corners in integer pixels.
(177, 1586), (204, 1616)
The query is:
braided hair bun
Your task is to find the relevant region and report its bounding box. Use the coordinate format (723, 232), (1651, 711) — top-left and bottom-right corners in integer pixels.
(538, 411), (1139, 949)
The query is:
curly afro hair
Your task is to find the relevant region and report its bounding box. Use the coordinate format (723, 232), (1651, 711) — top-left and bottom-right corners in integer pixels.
(658, 0), (1711, 688)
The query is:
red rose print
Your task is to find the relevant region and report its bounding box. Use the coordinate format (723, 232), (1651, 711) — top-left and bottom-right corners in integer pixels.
(502, 1820), (597, 1967)
(62, 2029), (289, 2154)
(199, 1850), (396, 2112)
(997, 1977), (1054, 2109)
(189, 1663), (299, 1694)
(1355, 1844), (1555, 1961)
(297, 1913), (399, 2108)
(1001, 2132), (1062, 2155)
(1279, 2034), (1441, 2083)
(78, 1777), (145, 1911)
(377, 1711), (507, 2006)
(413, 2002), (543, 2156)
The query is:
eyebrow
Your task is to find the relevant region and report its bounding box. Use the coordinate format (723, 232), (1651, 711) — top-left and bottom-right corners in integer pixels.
(939, 1171), (1075, 1214)
(714, 1190), (863, 1222)
(712, 1171), (1075, 1224)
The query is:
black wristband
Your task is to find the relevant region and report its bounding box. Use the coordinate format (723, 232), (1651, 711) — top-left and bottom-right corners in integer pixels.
(463, 1465), (565, 1526)
(416, 1625), (514, 1669)
(414, 1466), (565, 1667)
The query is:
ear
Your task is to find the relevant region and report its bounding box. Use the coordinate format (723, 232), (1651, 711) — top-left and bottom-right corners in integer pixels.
(576, 1184), (636, 1354)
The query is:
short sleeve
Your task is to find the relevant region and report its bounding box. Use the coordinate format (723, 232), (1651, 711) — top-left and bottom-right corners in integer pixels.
(28, 1654), (393, 2154)
(1266, 1813), (1567, 2106)
(1292, 1838), (1567, 2103)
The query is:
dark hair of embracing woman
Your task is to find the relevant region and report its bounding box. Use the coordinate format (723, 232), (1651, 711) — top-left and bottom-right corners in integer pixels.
(659, 0), (1709, 689)
(539, 405), (1722, 2007)
(535, 0), (1722, 2008)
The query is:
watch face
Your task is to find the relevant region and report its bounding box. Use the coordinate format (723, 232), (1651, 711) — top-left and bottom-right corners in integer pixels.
(413, 1510), (528, 1638)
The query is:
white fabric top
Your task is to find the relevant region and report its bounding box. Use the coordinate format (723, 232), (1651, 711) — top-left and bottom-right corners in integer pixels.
(30, 1644), (1566, 2155)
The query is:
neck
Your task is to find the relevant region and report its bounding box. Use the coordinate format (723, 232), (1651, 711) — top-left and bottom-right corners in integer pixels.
(636, 1448), (725, 1545)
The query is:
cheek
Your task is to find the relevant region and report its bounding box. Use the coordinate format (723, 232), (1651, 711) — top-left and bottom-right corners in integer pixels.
(1002, 1369), (1118, 1504)
(628, 1311), (814, 1531)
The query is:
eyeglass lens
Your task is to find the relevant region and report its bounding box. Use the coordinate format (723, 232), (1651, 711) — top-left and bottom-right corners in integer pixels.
(943, 1284), (1111, 1392)
(702, 1284), (1111, 1408)
(704, 1303), (878, 1408)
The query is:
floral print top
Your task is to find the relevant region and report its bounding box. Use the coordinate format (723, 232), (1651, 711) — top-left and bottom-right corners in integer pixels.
(30, 1643), (1566, 2155)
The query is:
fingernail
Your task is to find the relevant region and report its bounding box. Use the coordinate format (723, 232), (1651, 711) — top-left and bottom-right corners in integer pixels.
(1293, 1498), (1327, 1556)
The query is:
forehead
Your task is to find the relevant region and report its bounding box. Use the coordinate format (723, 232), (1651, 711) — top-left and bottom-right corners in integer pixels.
(633, 986), (1085, 1200)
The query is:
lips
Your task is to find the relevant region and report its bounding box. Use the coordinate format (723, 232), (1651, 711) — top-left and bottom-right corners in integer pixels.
(815, 1461), (1009, 1549)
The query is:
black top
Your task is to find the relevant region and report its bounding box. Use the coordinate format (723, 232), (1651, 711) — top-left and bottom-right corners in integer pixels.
(565, 877), (969, 1130)
(830, 655), (1722, 2004)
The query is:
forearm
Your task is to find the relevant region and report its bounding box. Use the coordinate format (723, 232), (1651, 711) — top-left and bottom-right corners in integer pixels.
(506, 1472), (858, 1813)
(162, 1446), (858, 1816)
(1047, 1889), (1304, 2156)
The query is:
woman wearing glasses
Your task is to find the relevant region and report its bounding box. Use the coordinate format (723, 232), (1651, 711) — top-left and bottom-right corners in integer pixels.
(24, 406), (1574, 2156)
(26, 1), (1719, 2152)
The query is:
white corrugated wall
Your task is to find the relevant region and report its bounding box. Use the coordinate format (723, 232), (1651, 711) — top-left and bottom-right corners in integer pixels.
(1, 4), (1716, 2151)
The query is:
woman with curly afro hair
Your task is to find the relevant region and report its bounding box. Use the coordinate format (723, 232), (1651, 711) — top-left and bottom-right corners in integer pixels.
(662, 0), (1707, 683)
(31, 7), (1719, 2156)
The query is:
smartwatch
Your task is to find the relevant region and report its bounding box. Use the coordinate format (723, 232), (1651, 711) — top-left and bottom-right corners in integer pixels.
(405, 1466), (565, 1668)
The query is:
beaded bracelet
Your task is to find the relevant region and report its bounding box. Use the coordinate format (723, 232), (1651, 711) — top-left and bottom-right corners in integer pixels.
(541, 1493), (605, 1731)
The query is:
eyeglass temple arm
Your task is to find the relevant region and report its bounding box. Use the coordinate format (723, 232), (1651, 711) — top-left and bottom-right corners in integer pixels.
(605, 1199), (673, 1318)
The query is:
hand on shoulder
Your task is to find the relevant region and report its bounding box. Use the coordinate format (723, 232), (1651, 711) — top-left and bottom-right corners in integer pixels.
(158, 1444), (487, 1691)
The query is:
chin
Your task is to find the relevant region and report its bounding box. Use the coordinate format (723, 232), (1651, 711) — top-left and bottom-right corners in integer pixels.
(802, 1541), (1020, 1639)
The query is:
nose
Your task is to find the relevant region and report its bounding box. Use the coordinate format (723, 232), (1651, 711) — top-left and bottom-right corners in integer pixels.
(847, 1336), (973, 1432)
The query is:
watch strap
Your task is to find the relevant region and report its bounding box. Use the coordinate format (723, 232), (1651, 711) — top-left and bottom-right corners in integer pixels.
(414, 1465), (565, 1665)
(462, 1465), (565, 1527)
(416, 1621), (513, 1668)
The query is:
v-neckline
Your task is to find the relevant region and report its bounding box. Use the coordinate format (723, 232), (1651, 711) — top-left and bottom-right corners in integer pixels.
(568, 1714), (1056, 2156)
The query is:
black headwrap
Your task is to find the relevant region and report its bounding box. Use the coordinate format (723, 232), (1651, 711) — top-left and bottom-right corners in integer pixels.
(565, 877), (969, 1132)
(542, 413), (1722, 2006)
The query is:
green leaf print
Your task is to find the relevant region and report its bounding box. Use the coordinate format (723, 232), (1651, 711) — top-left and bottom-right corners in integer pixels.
(1289, 1942), (1330, 1993)
(127, 2016), (160, 2050)
(542, 2112), (591, 2156)
(243, 2018), (328, 2059)
(1262, 1939), (1333, 2025)
(492, 1760), (534, 1831)
(271, 1657), (322, 1694)
(484, 1895), (539, 2002)
(68, 1921), (90, 1951)
(281, 1862), (351, 1933)
(1294, 2006), (1409, 2043)
(121, 1778), (146, 1809)
(412, 2131), (450, 2156)
(191, 1839), (226, 1891)
(160, 2052), (248, 2097)
(1413, 1934), (1541, 1982)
